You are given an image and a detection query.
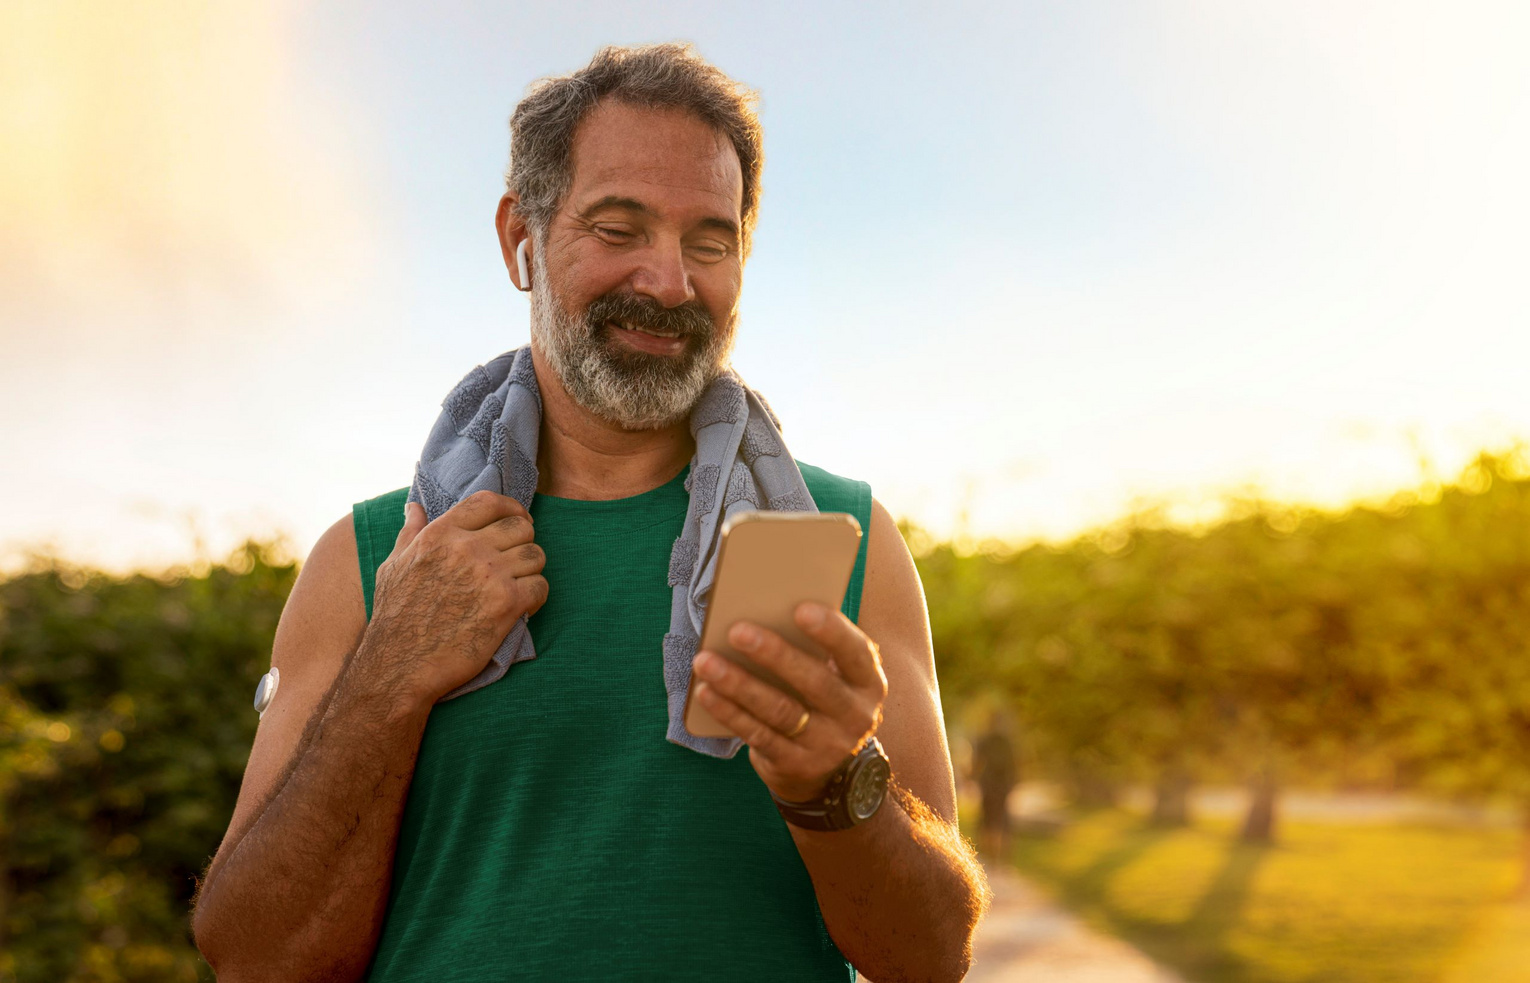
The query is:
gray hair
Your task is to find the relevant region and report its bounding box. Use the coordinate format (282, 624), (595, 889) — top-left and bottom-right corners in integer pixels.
(505, 42), (764, 256)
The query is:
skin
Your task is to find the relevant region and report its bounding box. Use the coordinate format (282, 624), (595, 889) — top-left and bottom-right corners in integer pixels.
(191, 100), (989, 983)
(501, 100), (742, 502)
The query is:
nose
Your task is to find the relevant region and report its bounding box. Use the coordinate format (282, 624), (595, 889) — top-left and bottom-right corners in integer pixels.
(630, 237), (695, 309)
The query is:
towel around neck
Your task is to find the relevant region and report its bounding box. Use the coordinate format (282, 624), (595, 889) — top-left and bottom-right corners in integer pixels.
(406, 344), (818, 758)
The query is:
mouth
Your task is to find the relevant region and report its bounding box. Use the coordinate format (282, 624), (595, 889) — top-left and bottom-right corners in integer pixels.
(605, 319), (688, 356)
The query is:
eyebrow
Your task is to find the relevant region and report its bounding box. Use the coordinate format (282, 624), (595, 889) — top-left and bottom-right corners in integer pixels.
(579, 195), (740, 239)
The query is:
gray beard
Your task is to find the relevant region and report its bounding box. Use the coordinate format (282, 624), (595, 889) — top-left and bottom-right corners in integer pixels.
(529, 266), (734, 430)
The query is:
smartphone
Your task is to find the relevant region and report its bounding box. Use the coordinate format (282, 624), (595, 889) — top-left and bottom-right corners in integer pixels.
(682, 510), (863, 739)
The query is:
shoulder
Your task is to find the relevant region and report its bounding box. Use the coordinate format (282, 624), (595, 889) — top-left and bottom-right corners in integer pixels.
(795, 460), (920, 634)
(795, 462), (873, 623)
(352, 488), (410, 565)
(266, 508), (369, 743)
(855, 495), (960, 822)
(213, 510), (365, 864)
(859, 497), (928, 663)
(273, 512), (366, 675)
(796, 460), (871, 518)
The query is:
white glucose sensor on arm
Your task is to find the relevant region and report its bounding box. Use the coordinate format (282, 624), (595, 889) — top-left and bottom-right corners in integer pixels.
(253, 667), (280, 720)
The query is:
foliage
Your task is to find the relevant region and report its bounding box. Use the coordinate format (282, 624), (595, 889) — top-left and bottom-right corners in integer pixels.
(925, 450), (1530, 831)
(0, 542), (294, 983)
(5, 449), (1530, 976)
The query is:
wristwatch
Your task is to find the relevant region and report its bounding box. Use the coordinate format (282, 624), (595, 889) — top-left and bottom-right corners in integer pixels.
(769, 737), (892, 831)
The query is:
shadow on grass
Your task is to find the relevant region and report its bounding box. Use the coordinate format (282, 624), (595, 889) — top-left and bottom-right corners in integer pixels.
(1004, 809), (1180, 925)
(1162, 840), (1272, 981)
(1052, 821), (1178, 913)
(1003, 811), (1530, 983)
(1011, 811), (1273, 983)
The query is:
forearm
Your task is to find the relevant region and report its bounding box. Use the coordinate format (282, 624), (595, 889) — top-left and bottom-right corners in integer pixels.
(193, 643), (432, 982)
(790, 782), (990, 983)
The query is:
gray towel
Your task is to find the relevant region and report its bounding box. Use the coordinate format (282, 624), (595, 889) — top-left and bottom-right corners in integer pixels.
(406, 344), (818, 759)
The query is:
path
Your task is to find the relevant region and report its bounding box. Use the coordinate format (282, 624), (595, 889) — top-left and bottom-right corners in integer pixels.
(958, 862), (1186, 983)
(858, 860), (1185, 983)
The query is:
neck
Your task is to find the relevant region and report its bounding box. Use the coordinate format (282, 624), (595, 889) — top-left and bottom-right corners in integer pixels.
(530, 343), (695, 500)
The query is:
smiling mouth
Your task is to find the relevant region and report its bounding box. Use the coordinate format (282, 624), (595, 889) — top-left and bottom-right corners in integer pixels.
(605, 319), (688, 355)
(607, 319), (680, 338)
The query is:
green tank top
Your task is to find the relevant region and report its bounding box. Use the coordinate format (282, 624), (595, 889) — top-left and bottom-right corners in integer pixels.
(352, 461), (872, 982)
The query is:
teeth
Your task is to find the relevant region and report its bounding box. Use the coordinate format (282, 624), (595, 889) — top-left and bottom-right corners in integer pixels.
(617, 320), (679, 339)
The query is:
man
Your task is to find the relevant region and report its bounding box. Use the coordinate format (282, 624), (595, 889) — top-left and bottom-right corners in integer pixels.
(192, 43), (989, 982)
(970, 711), (1019, 859)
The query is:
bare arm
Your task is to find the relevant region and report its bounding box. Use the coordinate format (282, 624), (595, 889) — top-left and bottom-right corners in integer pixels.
(191, 493), (548, 981)
(784, 498), (987, 983)
(193, 634), (433, 981)
(690, 498), (990, 983)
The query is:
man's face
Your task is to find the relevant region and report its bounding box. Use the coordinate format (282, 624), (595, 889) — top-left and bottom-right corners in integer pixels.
(529, 99), (745, 430)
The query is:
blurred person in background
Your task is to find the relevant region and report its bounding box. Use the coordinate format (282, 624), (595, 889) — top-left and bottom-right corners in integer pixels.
(188, 42), (988, 983)
(970, 709), (1019, 858)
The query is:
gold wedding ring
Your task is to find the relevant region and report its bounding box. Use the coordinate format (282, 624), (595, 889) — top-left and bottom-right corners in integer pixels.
(785, 709), (810, 739)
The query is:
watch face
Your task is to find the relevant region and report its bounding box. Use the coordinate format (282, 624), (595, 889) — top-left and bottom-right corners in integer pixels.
(847, 755), (891, 821)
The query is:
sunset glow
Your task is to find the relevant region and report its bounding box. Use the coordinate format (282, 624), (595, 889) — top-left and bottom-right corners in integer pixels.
(3, 1), (1527, 572)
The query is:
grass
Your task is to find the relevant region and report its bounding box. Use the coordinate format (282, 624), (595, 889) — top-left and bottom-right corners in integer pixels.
(989, 806), (1530, 983)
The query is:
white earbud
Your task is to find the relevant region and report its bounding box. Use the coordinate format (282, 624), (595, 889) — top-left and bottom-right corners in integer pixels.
(515, 238), (532, 292)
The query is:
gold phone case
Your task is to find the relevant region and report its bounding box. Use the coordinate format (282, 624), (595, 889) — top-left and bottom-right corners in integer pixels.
(682, 510), (863, 739)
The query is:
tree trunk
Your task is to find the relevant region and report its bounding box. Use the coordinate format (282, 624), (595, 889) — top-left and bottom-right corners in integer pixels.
(1151, 766), (1193, 827)
(1518, 802), (1530, 899)
(0, 831), (9, 957)
(1240, 764), (1278, 843)
(1069, 768), (1120, 808)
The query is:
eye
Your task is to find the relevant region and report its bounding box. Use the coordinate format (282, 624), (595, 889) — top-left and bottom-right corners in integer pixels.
(596, 225), (634, 243)
(688, 241), (731, 262)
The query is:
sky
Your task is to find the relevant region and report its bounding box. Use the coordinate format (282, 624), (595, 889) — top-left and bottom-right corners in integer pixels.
(2, 1), (1528, 573)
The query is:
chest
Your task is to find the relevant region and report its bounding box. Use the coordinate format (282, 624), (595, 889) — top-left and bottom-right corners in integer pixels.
(411, 502), (687, 775)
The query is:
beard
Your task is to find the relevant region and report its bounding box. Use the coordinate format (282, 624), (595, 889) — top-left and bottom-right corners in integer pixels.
(529, 265), (735, 430)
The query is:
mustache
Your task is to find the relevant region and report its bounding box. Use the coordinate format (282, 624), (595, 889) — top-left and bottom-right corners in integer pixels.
(583, 292), (715, 340)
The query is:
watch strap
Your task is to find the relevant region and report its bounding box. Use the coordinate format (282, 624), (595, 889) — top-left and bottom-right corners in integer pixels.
(768, 791), (852, 831)
(769, 737), (889, 831)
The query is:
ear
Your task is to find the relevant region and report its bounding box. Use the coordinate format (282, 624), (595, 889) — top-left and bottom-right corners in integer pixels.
(495, 193), (533, 292)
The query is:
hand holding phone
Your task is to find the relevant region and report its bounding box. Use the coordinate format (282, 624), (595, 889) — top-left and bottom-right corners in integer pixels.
(683, 510), (862, 739)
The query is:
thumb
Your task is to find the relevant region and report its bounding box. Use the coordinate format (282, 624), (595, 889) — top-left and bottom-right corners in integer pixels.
(395, 500), (429, 554)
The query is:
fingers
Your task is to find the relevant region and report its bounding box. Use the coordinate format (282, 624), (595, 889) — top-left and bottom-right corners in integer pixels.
(485, 526), (547, 620)
(693, 650), (812, 739)
(399, 489), (545, 616)
(692, 677), (808, 764)
(437, 493), (538, 562)
(694, 611), (890, 806)
(396, 501), (428, 553)
(491, 531), (547, 619)
(498, 541), (546, 579)
(518, 573), (551, 619)
(794, 603), (886, 694)
(725, 621), (853, 718)
(480, 514), (535, 553)
(445, 489), (532, 531)
(725, 618), (880, 747)
(479, 557), (549, 632)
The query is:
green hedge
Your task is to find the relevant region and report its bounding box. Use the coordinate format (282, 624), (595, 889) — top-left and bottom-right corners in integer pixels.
(1, 543), (293, 983)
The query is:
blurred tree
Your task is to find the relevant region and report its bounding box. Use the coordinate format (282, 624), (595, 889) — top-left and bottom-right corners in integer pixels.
(0, 541), (293, 983)
(10, 449), (1530, 978)
(1369, 452), (1530, 887)
(922, 448), (1530, 851)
